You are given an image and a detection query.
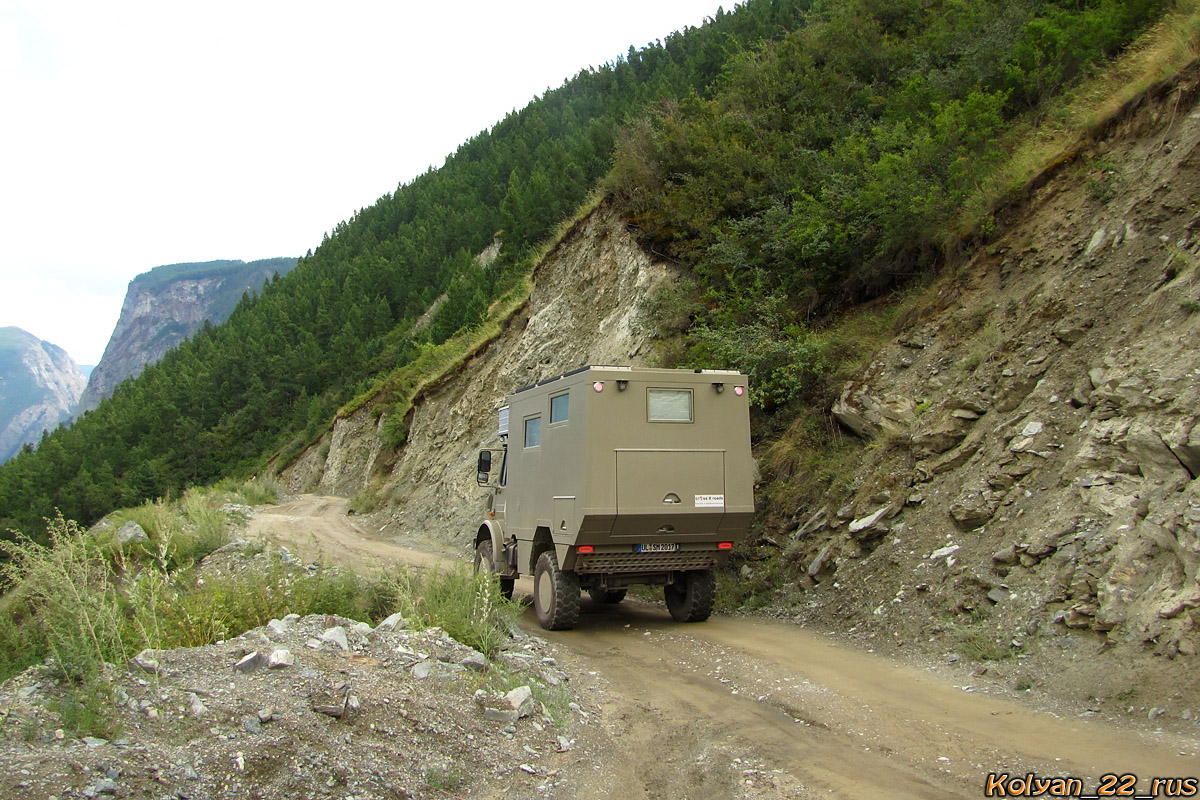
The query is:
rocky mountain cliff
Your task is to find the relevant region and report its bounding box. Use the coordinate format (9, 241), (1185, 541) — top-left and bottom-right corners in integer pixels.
(784, 76), (1200, 712)
(283, 75), (1200, 718)
(0, 327), (85, 462)
(282, 204), (678, 542)
(76, 258), (297, 414)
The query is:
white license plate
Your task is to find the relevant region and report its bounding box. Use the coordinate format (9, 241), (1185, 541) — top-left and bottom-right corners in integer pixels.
(636, 543), (679, 553)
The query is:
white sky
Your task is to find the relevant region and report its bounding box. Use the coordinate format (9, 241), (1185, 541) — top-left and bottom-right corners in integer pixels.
(1, 0), (726, 366)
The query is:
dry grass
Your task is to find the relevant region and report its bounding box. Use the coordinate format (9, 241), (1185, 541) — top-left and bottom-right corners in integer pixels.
(761, 409), (862, 513)
(951, 0), (1200, 242)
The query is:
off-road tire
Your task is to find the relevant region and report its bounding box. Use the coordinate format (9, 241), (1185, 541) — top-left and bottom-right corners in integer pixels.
(588, 587), (627, 604)
(533, 550), (580, 630)
(474, 539), (514, 600)
(665, 569), (716, 622)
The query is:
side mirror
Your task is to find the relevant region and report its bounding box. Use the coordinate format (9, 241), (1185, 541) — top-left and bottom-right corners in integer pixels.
(476, 450), (492, 485)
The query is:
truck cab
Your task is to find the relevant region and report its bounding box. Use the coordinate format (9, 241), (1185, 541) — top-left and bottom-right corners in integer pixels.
(474, 366), (755, 630)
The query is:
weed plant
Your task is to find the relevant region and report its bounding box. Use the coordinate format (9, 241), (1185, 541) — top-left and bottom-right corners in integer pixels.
(0, 482), (525, 735)
(382, 565), (523, 657)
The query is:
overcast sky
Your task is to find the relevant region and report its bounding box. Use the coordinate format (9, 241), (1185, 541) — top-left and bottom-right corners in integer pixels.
(1, 0), (725, 366)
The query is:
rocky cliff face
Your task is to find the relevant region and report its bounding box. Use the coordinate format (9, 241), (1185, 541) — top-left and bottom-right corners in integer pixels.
(282, 204), (678, 544)
(77, 258), (297, 414)
(0, 327), (85, 462)
(787, 79), (1200, 708)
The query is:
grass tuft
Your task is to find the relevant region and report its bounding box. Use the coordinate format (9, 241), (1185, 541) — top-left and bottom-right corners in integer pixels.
(381, 565), (523, 658)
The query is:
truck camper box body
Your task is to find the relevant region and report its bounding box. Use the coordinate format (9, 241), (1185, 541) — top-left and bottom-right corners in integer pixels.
(478, 366), (754, 591)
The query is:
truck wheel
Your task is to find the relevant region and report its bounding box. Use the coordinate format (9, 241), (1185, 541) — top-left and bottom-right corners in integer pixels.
(474, 539), (514, 600)
(534, 550), (580, 630)
(588, 588), (627, 604)
(665, 569), (716, 622)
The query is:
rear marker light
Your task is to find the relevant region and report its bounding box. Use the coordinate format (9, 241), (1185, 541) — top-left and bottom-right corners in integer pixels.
(718, 542), (733, 550)
(578, 545), (595, 554)
(734, 386), (745, 397)
(593, 381), (604, 392)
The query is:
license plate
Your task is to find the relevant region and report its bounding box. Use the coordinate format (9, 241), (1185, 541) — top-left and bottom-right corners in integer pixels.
(636, 543), (679, 553)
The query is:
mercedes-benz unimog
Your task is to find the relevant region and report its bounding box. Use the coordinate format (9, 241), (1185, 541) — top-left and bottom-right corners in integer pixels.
(474, 366), (755, 630)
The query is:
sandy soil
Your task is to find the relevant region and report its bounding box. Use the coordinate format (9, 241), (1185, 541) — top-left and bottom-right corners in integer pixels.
(245, 495), (1200, 799)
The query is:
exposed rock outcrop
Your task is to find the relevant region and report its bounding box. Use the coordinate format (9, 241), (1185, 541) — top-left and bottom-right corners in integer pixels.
(806, 80), (1200, 669)
(77, 258), (296, 414)
(283, 204), (678, 544)
(0, 327), (85, 462)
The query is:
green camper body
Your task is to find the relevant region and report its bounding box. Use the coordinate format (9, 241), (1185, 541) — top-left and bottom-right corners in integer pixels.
(474, 366), (755, 630)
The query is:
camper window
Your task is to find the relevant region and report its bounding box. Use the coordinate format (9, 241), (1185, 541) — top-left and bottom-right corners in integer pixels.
(648, 389), (693, 423)
(550, 392), (569, 424)
(524, 416), (542, 448)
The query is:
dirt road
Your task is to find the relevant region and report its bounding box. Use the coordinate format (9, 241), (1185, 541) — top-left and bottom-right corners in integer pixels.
(246, 496), (1200, 799)
(244, 494), (454, 572)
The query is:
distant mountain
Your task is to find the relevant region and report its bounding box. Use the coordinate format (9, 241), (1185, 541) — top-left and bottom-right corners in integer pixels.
(0, 327), (85, 462)
(76, 258), (297, 414)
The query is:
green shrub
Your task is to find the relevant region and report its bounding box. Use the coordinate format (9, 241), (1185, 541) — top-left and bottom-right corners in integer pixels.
(176, 490), (231, 564)
(231, 475), (281, 506)
(956, 630), (1016, 662)
(383, 565), (522, 657)
(0, 594), (46, 680)
(381, 413), (409, 449)
(107, 498), (175, 544)
(349, 491), (381, 515)
(0, 514), (126, 683)
(423, 763), (471, 795)
(127, 558), (376, 650)
(716, 556), (794, 613)
(50, 683), (121, 739)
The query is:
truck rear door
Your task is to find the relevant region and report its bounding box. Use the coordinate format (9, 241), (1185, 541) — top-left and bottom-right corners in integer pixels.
(613, 448), (726, 536)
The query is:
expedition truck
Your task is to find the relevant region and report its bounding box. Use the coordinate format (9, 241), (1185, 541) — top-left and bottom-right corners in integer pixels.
(474, 366), (755, 630)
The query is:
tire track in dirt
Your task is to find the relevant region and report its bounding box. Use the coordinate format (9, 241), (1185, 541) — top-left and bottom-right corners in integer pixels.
(536, 597), (1199, 799)
(244, 494), (454, 572)
(246, 496), (1200, 799)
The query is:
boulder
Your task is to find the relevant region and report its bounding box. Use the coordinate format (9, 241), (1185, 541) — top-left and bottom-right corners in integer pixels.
(1165, 419), (1200, 479)
(412, 661), (466, 680)
(267, 649), (295, 669)
(807, 542), (836, 579)
(116, 521), (149, 545)
(791, 506), (828, 540)
(912, 419), (968, 456)
(833, 382), (917, 439)
(848, 506), (890, 537)
(374, 612), (409, 633)
(234, 652), (264, 673)
(128, 649), (164, 675)
(1122, 421), (1190, 481)
(460, 651), (489, 673)
(505, 686), (537, 718)
(930, 544), (960, 561)
(319, 626), (350, 651)
(949, 489), (1000, 530)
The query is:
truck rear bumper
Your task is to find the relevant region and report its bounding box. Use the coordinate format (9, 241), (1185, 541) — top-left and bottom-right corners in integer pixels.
(568, 546), (729, 574)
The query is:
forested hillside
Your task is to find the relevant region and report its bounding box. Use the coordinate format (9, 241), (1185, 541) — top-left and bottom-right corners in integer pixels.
(607, 0), (1169, 407)
(76, 258), (299, 415)
(0, 1), (813, 535)
(0, 0), (1173, 537)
